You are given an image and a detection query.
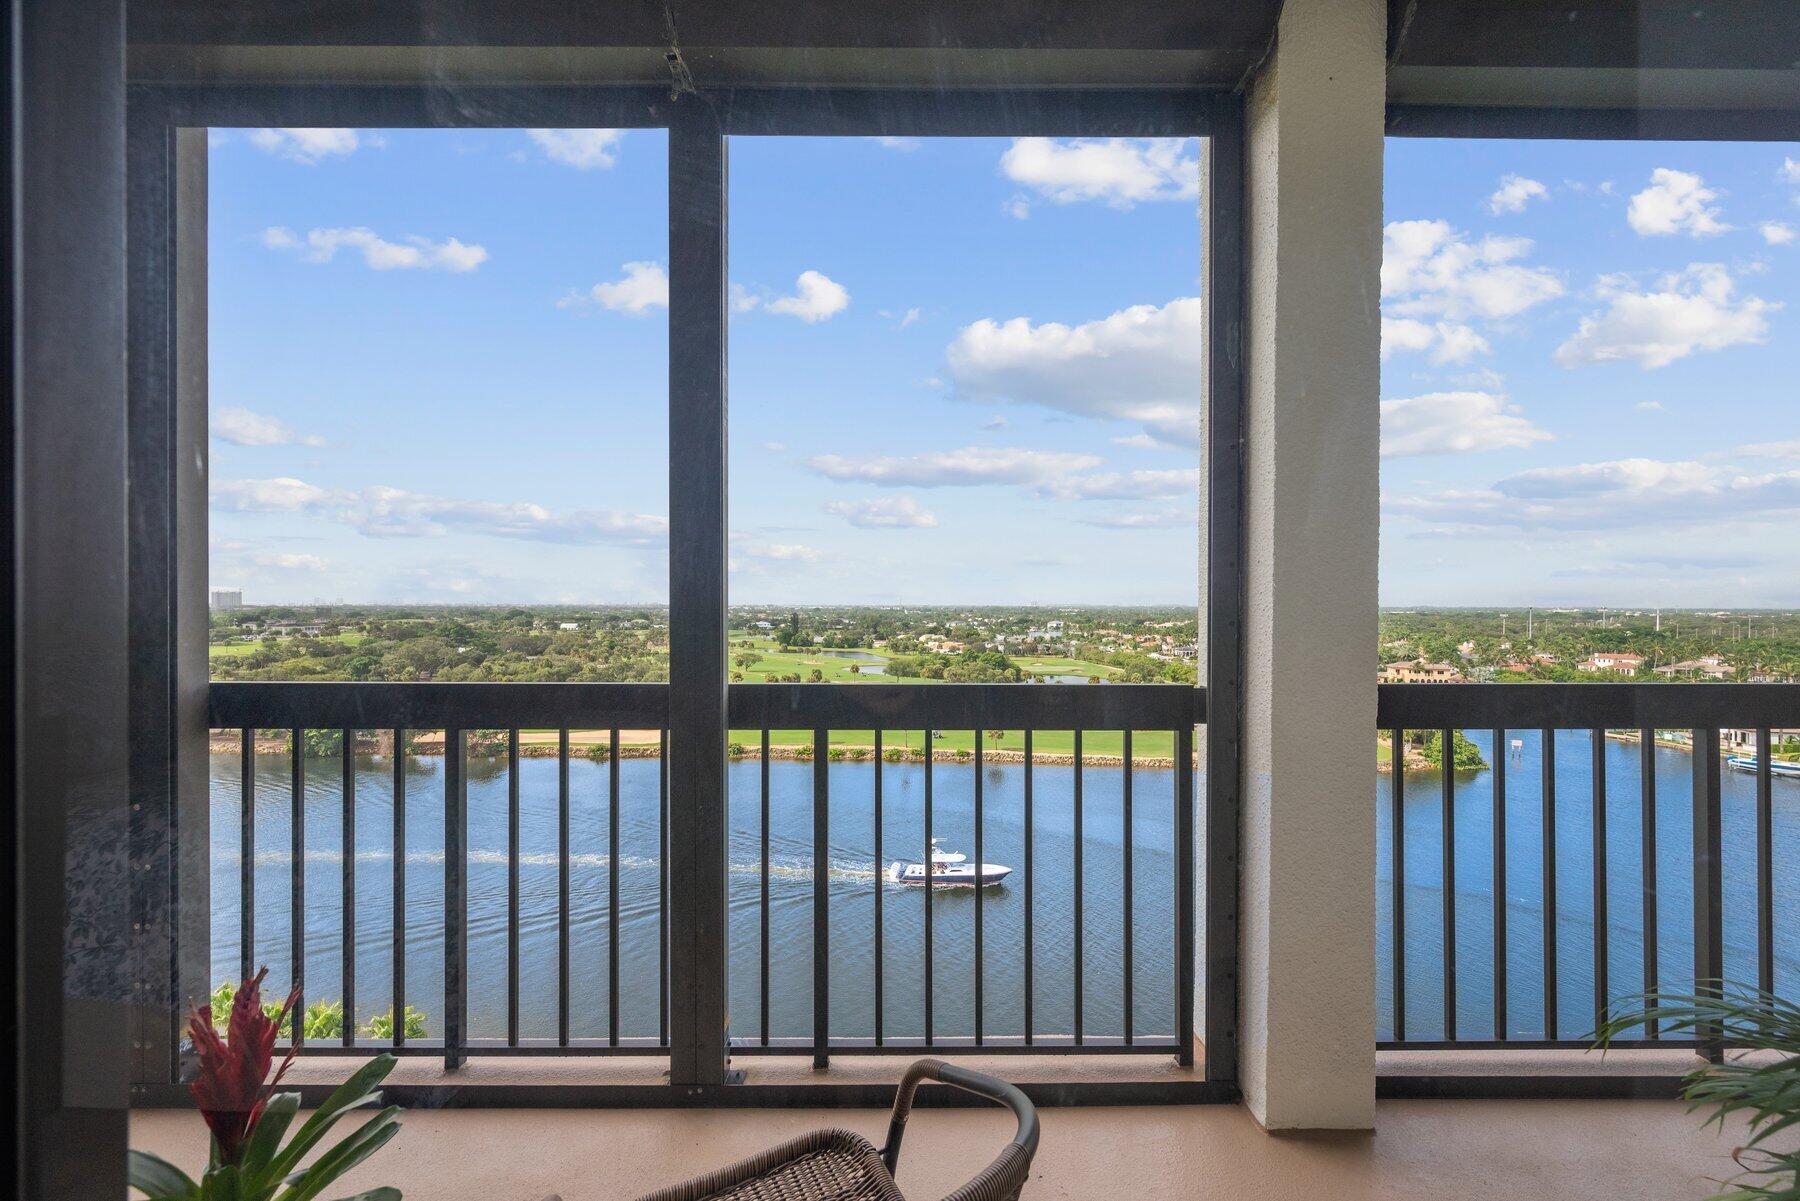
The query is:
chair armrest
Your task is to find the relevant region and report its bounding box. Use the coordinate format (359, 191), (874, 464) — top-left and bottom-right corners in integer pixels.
(879, 1059), (1040, 1178)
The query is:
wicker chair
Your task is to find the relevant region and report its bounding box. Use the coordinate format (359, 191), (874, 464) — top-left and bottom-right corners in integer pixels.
(633, 1059), (1039, 1201)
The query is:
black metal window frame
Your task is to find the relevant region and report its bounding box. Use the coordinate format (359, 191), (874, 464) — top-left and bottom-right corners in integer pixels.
(1377, 105), (1800, 1100)
(125, 82), (1246, 1104)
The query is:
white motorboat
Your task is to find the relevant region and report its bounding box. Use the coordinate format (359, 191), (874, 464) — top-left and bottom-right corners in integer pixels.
(888, 838), (1012, 888)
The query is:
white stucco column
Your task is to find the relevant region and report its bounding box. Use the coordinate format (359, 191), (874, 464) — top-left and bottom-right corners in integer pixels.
(1237, 0), (1385, 1129)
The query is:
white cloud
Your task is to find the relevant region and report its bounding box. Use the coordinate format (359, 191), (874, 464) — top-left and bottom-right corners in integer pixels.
(249, 128), (372, 164)
(946, 296), (1202, 446)
(765, 271), (850, 322)
(527, 129), (624, 169)
(1761, 221), (1795, 245)
(1389, 457), (1800, 532)
(1380, 317), (1491, 364)
(1488, 174), (1548, 214)
(1783, 157), (1800, 186)
(1382, 219), (1564, 320)
(1554, 263), (1775, 369)
(212, 477), (666, 546)
(1380, 392), (1551, 458)
(248, 551), (331, 572)
(807, 447), (1195, 502)
(823, 497), (939, 528)
(873, 136), (920, 151)
(1048, 467), (1200, 501)
(897, 307), (921, 329)
(212, 477), (333, 512)
(730, 283), (761, 314)
(1078, 509), (1193, 529)
(728, 534), (827, 573)
(1003, 195), (1032, 220)
(808, 447), (1100, 490)
(264, 226), (488, 273)
(213, 407), (326, 448)
(1112, 433), (1160, 450)
(1736, 439), (1800, 460)
(1000, 137), (1199, 208)
(1636, 400), (1665, 411)
(1380, 317), (1435, 359)
(562, 261), (669, 314)
(1627, 168), (1730, 237)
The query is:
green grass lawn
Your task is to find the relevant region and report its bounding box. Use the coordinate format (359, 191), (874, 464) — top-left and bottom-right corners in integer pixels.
(724, 635), (1120, 684)
(209, 632), (366, 658)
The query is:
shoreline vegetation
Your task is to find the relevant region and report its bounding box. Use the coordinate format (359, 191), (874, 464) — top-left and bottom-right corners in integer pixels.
(207, 729), (1187, 769)
(206, 727), (1775, 772)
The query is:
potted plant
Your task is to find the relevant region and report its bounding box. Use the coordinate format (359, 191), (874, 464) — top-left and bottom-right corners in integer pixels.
(130, 967), (404, 1201)
(1598, 982), (1800, 1200)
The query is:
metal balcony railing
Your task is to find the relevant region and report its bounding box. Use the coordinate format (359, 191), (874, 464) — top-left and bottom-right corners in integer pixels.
(207, 681), (1204, 1072)
(1377, 683), (1800, 1051)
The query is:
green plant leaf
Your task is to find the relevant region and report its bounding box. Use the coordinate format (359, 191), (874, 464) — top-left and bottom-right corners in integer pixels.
(239, 1091), (302, 1183)
(273, 1109), (401, 1201)
(264, 1054), (397, 1182)
(128, 1149), (200, 1199)
(1595, 984), (1800, 1201)
(201, 1163), (244, 1201)
(325, 1190), (402, 1201)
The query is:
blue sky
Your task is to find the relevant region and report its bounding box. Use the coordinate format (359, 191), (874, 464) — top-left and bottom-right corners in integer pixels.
(209, 128), (1799, 607)
(1382, 138), (1800, 608)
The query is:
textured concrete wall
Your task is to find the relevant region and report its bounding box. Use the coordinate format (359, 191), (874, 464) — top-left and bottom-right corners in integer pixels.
(1239, 0), (1384, 1130)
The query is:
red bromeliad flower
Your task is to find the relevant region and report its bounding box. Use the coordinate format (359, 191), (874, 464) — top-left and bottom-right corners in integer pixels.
(186, 967), (300, 1165)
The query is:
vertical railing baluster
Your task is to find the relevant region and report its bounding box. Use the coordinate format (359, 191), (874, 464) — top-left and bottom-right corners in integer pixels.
(444, 727), (466, 1071)
(1692, 726), (1724, 1058)
(1074, 728), (1084, 1046)
(1175, 725), (1195, 1067)
(873, 730), (884, 1047)
(1758, 727), (1775, 997)
(558, 728), (570, 1046)
(507, 729), (520, 1047)
(1542, 727), (1558, 1040)
(924, 729), (934, 1046)
(1640, 728), (1659, 1038)
(240, 727), (255, 985)
(760, 728), (770, 1046)
(1492, 727), (1506, 1041)
(341, 729), (356, 1048)
(659, 730), (669, 1049)
(609, 728), (621, 1047)
(1024, 730), (1035, 1048)
(812, 729), (829, 1068)
(1122, 729), (1134, 1046)
(290, 729), (306, 1047)
(1441, 727), (1455, 1042)
(391, 728), (406, 1049)
(1390, 728), (1405, 1042)
(974, 731), (984, 1046)
(1592, 729), (1609, 1035)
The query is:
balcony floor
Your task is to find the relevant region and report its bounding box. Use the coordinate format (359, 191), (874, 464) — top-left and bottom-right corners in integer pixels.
(131, 1086), (1744, 1200)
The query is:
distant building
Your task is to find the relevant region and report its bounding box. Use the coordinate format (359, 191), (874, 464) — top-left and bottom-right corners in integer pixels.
(559, 622), (580, 630)
(1379, 659), (1464, 684)
(209, 588), (243, 611)
(1655, 658), (1733, 679)
(1579, 652), (1644, 676)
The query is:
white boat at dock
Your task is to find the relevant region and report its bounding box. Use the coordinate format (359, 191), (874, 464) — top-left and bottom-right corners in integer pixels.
(888, 839), (1012, 888)
(1726, 755), (1800, 779)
